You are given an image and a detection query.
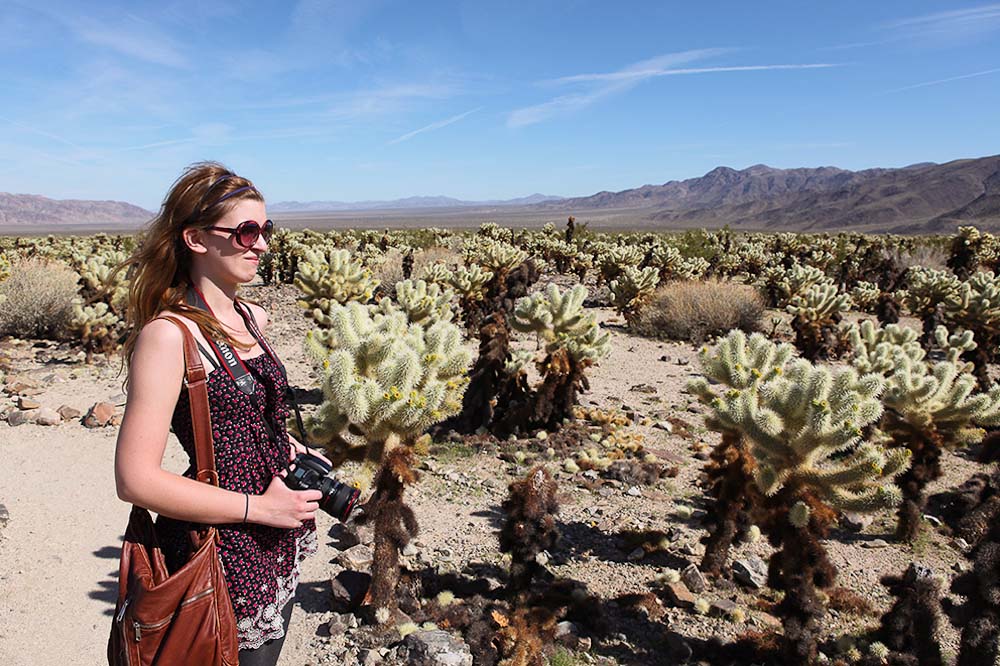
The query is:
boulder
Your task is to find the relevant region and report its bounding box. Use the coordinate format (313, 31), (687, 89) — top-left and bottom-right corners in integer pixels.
(35, 408), (61, 426)
(733, 556), (768, 589)
(403, 630), (473, 666)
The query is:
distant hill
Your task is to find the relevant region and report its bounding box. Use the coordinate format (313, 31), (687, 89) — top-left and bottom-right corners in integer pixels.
(270, 193), (563, 212)
(0, 193), (152, 228)
(538, 155), (1000, 233)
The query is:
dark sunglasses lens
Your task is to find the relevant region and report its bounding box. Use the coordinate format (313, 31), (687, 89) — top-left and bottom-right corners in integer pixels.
(261, 219), (274, 242)
(236, 221), (261, 248)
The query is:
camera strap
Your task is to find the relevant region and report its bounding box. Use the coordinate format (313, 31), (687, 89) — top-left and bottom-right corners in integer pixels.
(184, 285), (312, 449)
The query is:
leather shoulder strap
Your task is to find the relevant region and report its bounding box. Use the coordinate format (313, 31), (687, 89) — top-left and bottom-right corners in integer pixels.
(160, 315), (219, 486)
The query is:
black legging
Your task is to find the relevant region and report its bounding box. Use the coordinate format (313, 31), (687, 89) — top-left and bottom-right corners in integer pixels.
(238, 601), (294, 666)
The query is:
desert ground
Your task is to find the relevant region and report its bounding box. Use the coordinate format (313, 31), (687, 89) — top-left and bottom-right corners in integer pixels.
(0, 279), (980, 666)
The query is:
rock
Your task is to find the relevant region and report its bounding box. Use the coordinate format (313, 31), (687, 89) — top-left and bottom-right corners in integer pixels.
(954, 537), (971, 551)
(629, 383), (658, 394)
(109, 414), (124, 427)
(841, 511), (873, 532)
(403, 629), (473, 666)
(754, 612), (782, 630)
(709, 599), (738, 618)
(327, 612), (351, 636)
(402, 542), (418, 557)
(861, 539), (889, 549)
(626, 486), (642, 497)
(7, 409), (37, 426)
(627, 547), (645, 561)
(924, 514), (943, 528)
(662, 581), (695, 609)
(19, 387), (44, 397)
(57, 405), (82, 421)
(337, 544), (374, 570)
(554, 620), (577, 645)
(4, 380), (38, 395)
(358, 648), (381, 666)
(733, 556), (767, 589)
(35, 408), (61, 426)
(17, 397), (40, 410)
(83, 402), (115, 428)
(653, 420), (674, 433)
(681, 564), (708, 594)
(329, 570), (371, 612)
(108, 392), (127, 406)
(0, 502), (8, 529)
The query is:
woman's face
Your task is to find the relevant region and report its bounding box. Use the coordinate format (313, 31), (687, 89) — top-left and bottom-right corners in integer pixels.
(191, 198), (269, 286)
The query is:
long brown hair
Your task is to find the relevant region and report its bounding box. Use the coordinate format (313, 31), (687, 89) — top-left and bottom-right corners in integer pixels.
(117, 162), (264, 377)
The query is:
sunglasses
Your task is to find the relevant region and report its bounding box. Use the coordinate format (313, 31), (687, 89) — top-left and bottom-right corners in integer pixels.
(205, 219), (274, 249)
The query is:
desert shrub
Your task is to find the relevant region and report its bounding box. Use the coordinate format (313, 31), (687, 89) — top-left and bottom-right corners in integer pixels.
(891, 244), (949, 272)
(0, 259), (79, 339)
(631, 280), (763, 342)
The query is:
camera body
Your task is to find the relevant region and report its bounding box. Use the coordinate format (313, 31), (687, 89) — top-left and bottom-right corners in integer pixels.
(283, 452), (360, 522)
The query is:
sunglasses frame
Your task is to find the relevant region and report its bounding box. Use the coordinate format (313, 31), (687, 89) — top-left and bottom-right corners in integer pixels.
(204, 219), (274, 249)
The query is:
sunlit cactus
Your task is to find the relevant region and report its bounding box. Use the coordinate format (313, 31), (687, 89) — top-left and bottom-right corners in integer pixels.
(77, 250), (129, 312)
(418, 261), (455, 286)
(902, 266), (962, 343)
(596, 244), (644, 285)
(851, 281), (881, 314)
(609, 265), (660, 325)
(850, 321), (1000, 541)
(385, 279), (455, 326)
(293, 248), (377, 319)
(511, 284), (610, 362)
(448, 264), (494, 300)
(466, 238), (528, 276)
(757, 264), (833, 307)
(945, 270), (1000, 389)
(68, 299), (122, 361)
(700, 354), (908, 664)
(786, 282), (853, 360)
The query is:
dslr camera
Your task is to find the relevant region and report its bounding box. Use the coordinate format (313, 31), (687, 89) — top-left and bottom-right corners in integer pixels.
(284, 452), (360, 522)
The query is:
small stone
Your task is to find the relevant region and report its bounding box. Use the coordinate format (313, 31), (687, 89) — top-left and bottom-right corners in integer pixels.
(330, 570), (371, 612)
(7, 410), (36, 426)
(954, 537), (971, 551)
(4, 380), (38, 395)
(665, 631), (693, 661)
(327, 613), (350, 636)
(83, 401), (115, 428)
(629, 383), (657, 394)
(662, 581), (695, 609)
(862, 539), (889, 549)
(35, 408), (61, 426)
(57, 405), (82, 420)
(924, 514), (943, 528)
(626, 486), (642, 497)
(403, 629), (474, 666)
(577, 636), (592, 651)
(709, 599), (738, 618)
(755, 612), (782, 630)
(653, 421), (674, 433)
(108, 392), (127, 406)
(0, 502), (8, 529)
(358, 648), (381, 666)
(109, 414), (124, 427)
(627, 547), (645, 561)
(554, 620), (576, 640)
(841, 511), (873, 532)
(681, 564), (708, 594)
(402, 543), (418, 557)
(337, 544), (374, 570)
(17, 397), (40, 410)
(733, 556), (768, 589)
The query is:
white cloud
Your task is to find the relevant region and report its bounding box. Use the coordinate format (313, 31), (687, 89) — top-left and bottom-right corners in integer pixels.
(883, 3), (1000, 43)
(882, 67), (1000, 94)
(65, 14), (190, 68)
(388, 107), (482, 145)
(508, 51), (840, 128)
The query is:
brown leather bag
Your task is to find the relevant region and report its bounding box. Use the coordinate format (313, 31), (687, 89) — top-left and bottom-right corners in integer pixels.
(108, 316), (239, 666)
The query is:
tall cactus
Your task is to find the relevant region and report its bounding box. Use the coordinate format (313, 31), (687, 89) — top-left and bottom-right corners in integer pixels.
(901, 267), (961, 345)
(385, 279), (455, 326)
(849, 322), (1000, 541)
(688, 330), (794, 575)
(786, 282), (852, 360)
(697, 352), (908, 664)
(301, 299), (470, 617)
(945, 270), (1000, 389)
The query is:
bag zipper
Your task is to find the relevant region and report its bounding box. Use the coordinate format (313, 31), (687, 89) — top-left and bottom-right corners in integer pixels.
(131, 587), (215, 642)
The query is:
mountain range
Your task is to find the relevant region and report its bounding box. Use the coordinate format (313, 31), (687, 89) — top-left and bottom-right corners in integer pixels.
(2, 154), (999, 233)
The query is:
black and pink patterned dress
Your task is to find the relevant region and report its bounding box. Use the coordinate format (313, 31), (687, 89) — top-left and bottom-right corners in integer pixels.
(157, 333), (317, 651)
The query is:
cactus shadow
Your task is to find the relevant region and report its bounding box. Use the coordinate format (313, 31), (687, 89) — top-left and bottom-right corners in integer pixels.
(90, 570), (120, 616)
(290, 386), (323, 406)
(470, 504), (505, 530)
(556, 520), (691, 569)
(293, 579), (330, 613)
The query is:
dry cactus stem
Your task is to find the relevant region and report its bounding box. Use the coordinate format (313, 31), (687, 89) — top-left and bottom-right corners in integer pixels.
(948, 225), (982, 280)
(871, 563), (945, 666)
(950, 518), (1000, 666)
(499, 466), (560, 596)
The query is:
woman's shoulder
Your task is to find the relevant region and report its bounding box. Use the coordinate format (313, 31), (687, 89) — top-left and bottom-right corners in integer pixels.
(238, 300), (270, 331)
(137, 313), (197, 351)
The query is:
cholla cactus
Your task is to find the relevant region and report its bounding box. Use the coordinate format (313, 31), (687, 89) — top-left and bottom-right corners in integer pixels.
(852, 322), (1000, 541)
(511, 284), (610, 363)
(902, 267), (961, 343)
(787, 283), (852, 360)
(0, 253), (10, 282)
(687, 330), (794, 575)
(387, 279), (455, 326)
(77, 250), (129, 312)
(945, 270), (1000, 389)
(596, 244), (644, 285)
(419, 262), (454, 286)
(701, 355), (907, 664)
(68, 299), (122, 361)
(758, 264), (833, 307)
(851, 281), (881, 314)
(948, 225), (983, 279)
(609, 266), (660, 325)
(448, 264), (494, 301)
(466, 238), (528, 276)
(293, 248), (376, 319)
(302, 300), (470, 450)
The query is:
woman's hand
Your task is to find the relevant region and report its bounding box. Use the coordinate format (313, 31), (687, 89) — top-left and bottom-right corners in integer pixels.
(250, 476), (322, 528)
(288, 437), (333, 467)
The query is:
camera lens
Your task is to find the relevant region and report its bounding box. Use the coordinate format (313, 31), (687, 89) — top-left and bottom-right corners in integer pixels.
(318, 477), (361, 522)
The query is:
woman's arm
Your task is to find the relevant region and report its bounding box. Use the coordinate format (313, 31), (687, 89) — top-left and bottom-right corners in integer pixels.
(114, 317), (321, 528)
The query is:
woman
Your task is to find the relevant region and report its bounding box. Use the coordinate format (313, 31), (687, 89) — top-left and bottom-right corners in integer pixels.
(114, 162), (323, 665)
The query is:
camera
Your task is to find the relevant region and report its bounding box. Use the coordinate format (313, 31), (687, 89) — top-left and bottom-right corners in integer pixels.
(284, 452), (360, 522)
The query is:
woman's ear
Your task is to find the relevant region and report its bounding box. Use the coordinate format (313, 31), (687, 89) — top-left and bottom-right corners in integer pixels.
(181, 227), (209, 255)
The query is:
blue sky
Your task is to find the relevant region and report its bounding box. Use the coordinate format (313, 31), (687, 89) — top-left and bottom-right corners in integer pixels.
(1, 1), (999, 210)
